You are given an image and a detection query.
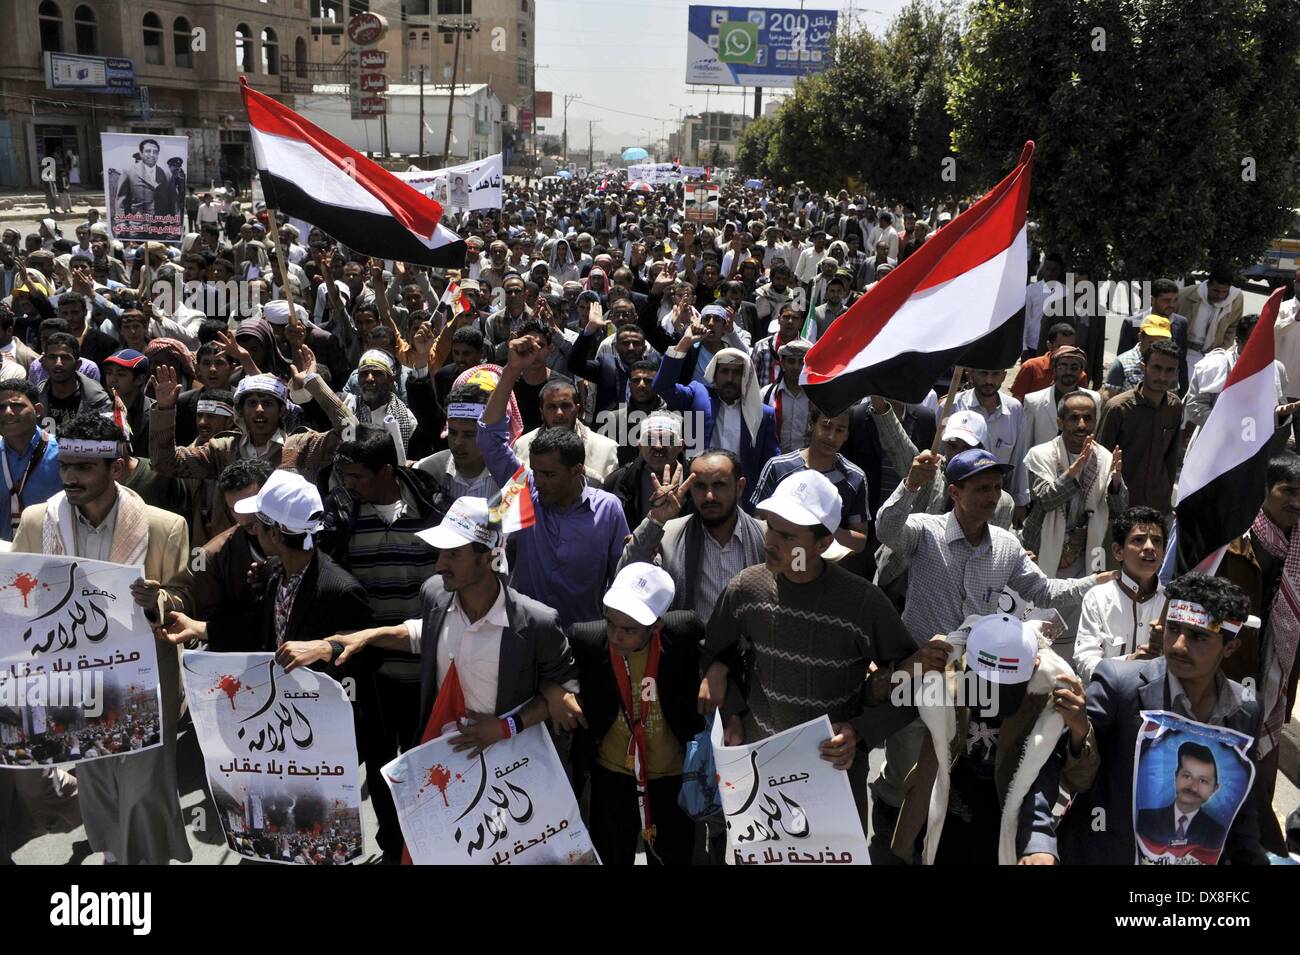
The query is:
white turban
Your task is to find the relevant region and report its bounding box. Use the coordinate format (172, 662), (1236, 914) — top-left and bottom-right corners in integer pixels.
(704, 347), (763, 444)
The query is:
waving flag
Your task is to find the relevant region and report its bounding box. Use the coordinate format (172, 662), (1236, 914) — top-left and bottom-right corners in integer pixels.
(801, 142), (1036, 414)
(487, 463), (536, 534)
(438, 280), (474, 321)
(240, 78), (465, 267)
(1174, 285), (1286, 575)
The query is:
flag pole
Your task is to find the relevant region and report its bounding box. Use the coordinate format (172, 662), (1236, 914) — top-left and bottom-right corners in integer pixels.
(929, 366), (964, 454)
(266, 209), (303, 334)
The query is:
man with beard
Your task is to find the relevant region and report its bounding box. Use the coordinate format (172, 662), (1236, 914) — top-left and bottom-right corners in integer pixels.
(953, 368), (1030, 525)
(1011, 323), (1090, 401)
(1022, 344), (1102, 449)
(653, 324), (780, 492)
(620, 448), (767, 624)
(149, 354), (347, 538)
(8, 414), (192, 865)
(603, 410), (688, 530)
(335, 349), (418, 459)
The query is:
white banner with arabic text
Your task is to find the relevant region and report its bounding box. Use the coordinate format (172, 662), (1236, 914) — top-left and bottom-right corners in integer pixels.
(712, 711), (869, 865)
(395, 154), (503, 211)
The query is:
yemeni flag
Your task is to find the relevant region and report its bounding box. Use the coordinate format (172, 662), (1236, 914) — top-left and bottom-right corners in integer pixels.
(1174, 285), (1286, 575)
(801, 142), (1036, 414)
(240, 78), (465, 267)
(438, 280), (474, 321)
(487, 463), (536, 534)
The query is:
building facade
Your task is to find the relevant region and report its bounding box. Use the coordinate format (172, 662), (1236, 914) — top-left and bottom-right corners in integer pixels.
(0, 0), (322, 190)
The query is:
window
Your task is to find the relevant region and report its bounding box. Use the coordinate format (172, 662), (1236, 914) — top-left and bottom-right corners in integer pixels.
(262, 27), (279, 75)
(235, 23), (254, 73)
(443, 32), (453, 45)
(421, 31), (429, 49)
(39, 1), (63, 53)
(143, 12), (164, 65)
(517, 56), (528, 85)
(295, 37), (307, 77)
(520, 28), (527, 49)
(74, 5), (97, 54)
(173, 16), (192, 68)
(521, 0), (528, 11)
(437, 0), (471, 14)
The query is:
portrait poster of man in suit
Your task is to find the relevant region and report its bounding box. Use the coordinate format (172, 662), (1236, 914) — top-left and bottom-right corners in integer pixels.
(102, 132), (189, 243)
(1133, 710), (1255, 865)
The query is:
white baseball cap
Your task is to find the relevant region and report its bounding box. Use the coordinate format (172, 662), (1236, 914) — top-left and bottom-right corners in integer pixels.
(415, 496), (501, 551)
(603, 562), (675, 626)
(234, 470), (325, 543)
(967, 614), (1037, 685)
(941, 409), (988, 449)
(755, 470), (853, 560)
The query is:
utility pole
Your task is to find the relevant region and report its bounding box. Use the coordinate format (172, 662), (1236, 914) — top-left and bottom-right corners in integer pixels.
(417, 66), (425, 162)
(439, 9), (481, 166)
(588, 119), (594, 170)
(562, 93), (581, 165)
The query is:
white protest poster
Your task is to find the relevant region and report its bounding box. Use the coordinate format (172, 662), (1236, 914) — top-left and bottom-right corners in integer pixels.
(101, 131), (188, 242)
(383, 722), (598, 865)
(711, 711), (869, 865)
(395, 153), (503, 211)
(0, 554), (162, 768)
(1132, 709), (1255, 866)
(180, 651), (365, 865)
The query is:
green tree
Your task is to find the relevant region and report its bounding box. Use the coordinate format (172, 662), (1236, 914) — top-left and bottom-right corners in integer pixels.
(949, 0), (1300, 277)
(736, 114), (775, 179)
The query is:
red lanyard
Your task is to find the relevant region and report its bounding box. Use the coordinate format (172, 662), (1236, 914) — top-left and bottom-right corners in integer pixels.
(609, 632), (662, 848)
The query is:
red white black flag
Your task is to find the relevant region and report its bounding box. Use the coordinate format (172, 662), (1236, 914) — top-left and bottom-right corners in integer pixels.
(1174, 285), (1286, 574)
(801, 142), (1036, 414)
(240, 78), (466, 267)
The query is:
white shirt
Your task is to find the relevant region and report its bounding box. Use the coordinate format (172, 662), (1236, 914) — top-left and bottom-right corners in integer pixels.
(952, 389), (1030, 506)
(405, 581), (509, 716)
(1073, 571), (1166, 682)
(1024, 280), (1066, 352)
(716, 399), (743, 454)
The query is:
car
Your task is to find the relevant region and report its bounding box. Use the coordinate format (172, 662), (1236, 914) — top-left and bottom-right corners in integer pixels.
(1243, 208), (1300, 286)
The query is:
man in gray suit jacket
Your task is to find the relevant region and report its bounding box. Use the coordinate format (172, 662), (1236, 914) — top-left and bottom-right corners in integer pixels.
(619, 448), (766, 624)
(333, 496), (583, 750)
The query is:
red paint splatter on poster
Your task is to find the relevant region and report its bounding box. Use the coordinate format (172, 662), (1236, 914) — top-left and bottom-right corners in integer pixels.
(419, 763), (454, 806)
(216, 675), (242, 709)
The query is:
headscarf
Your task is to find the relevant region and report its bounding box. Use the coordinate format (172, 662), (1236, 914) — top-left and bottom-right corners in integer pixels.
(703, 348), (763, 443)
(548, 238), (573, 270)
(235, 316), (292, 379)
(143, 338), (196, 383)
(450, 363), (524, 444)
(584, 265), (609, 294)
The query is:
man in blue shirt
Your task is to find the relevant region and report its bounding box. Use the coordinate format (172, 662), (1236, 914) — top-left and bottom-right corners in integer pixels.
(478, 334), (630, 628)
(0, 379), (60, 541)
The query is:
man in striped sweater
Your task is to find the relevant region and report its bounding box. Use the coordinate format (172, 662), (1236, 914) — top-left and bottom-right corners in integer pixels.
(317, 423), (449, 863)
(698, 469), (944, 831)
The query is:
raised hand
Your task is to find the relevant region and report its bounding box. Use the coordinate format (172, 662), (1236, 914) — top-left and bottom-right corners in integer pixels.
(410, 321), (435, 365)
(289, 343), (318, 390)
(151, 365), (181, 410)
(648, 461), (696, 525)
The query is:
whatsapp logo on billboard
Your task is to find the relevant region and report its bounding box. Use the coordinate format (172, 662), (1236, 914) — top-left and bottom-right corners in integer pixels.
(718, 21), (759, 65)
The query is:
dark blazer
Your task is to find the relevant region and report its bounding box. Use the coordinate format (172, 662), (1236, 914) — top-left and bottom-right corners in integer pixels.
(206, 550), (373, 654)
(79, 326), (120, 371)
(603, 455), (694, 531)
(567, 329), (629, 414)
(567, 611), (706, 768)
(1136, 803), (1228, 850)
(404, 369), (446, 460)
(413, 576), (579, 746)
(1057, 658), (1267, 865)
(652, 351), (781, 492)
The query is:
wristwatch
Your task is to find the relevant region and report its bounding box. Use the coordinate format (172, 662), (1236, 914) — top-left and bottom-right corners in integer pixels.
(328, 640), (344, 663)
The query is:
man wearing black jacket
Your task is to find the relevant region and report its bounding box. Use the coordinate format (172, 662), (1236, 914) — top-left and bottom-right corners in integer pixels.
(569, 563), (703, 865)
(315, 424), (448, 861)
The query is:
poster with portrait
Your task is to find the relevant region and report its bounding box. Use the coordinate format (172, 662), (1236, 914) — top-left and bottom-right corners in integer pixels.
(1132, 709), (1255, 865)
(181, 651), (365, 865)
(711, 711), (869, 865)
(395, 154), (503, 212)
(0, 554), (161, 769)
(101, 132), (188, 243)
(383, 722), (598, 865)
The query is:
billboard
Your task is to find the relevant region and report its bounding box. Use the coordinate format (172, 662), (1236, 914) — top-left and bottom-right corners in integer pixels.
(44, 52), (136, 95)
(686, 6), (837, 88)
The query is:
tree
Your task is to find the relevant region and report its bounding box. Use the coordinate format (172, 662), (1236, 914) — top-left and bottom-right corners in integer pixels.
(736, 115), (775, 179)
(949, 0), (1300, 277)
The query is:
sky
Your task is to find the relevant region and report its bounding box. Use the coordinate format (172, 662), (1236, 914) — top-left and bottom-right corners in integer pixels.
(534, 0), (916, 155)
